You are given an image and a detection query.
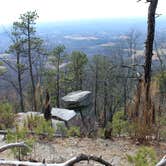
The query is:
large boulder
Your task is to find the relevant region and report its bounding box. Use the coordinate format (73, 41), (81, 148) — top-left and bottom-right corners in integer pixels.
(61, 90), (92, 109)
(51, 108), (76, 122)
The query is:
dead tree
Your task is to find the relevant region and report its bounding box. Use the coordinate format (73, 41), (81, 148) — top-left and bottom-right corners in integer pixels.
(0, 142), (29, 153)
(127, 0), (159, 142)
(44, 89), (51, 120)
(142, 0), (158, 127)
(144, 0), (158, 102)
(0, 155), (112, 166)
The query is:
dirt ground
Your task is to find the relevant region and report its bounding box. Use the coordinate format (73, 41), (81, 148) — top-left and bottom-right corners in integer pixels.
(0, 138), (166, 166)
(1, 135), (165, 166)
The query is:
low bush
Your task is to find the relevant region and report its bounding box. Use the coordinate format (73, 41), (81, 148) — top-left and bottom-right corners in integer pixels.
(67, 126), (80, 137)
(6, 126), (34, 160)
(0, 102), (15, 129)
(97, 128), (105, 139)
(34, 118), (54, 140)
(24, 114), (55, 140)
(127, 146), (157, 166)
(112, 110), (128, 136)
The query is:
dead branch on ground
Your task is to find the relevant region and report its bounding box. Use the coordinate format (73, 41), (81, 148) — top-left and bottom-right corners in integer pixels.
(0, 142), (29, 153)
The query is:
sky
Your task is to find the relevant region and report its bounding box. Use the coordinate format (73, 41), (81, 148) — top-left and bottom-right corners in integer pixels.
(0, 0), (165, 25)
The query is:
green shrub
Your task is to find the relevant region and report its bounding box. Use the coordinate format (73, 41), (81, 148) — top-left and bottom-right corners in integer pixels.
(112, 111), (127, 136)
(34, 117), (55, 140)
(0, 102), (15, 129)
(24, 114), (40, 131)
(160, 129), (166, 141)
(97, 128), (106, 139)
(96, 122), (113, 139)
(67, 126), (80, 137)
(6, 126), (34, 160)
(24, 114), (55, 140)
(127, 146), (157, 166)
(125, 121), (138, 137)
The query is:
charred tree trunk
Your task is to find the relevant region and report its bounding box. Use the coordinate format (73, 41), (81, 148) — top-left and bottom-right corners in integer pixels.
(44, 90), (51, 120)
(103, 81), (108, 127)
(94, 65), (98, 117)
(16, 51), (24, 112)
(56, 54), (60, 108)
(143, 0), (158, 125)
(144, 0), (158, 102)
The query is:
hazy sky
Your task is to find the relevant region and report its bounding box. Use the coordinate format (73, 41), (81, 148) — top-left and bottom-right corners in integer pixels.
(0, 0), (165, 24)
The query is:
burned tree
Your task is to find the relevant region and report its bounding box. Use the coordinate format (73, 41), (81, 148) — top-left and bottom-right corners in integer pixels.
(144, 0), (158, 102)
(127, 0), (159, 142)
(44, 89), (51, 120)
(143, 0), (158, 126)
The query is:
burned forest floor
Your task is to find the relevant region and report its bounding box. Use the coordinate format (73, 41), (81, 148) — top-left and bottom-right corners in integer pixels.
(0, 136), (165, 166)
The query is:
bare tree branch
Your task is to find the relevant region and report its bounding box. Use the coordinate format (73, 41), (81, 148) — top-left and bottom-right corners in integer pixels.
(0, 144), (112, 166)
(156, 155), (166, 166)
(0, 142), (29, 153)
(0, 154), (112, 166)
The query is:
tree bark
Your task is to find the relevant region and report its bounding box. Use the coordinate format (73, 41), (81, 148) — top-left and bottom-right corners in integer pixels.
(156, 155), (166, 166)
(94, 63), (98, 117)
(27, 17), (37, 112)
(144, 0), (158, 102)
(56, 54), (60, 107)
(103, 81), (108, 127)
(17, 51), (25, 112)
(0, 142), (28, 153)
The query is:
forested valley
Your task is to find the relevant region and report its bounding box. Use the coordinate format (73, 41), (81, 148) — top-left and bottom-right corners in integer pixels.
(0, 0), (165, 165)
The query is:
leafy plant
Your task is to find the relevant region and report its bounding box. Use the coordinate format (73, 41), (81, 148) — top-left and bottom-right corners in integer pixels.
(6, 126), (34, 160)
(67, 126), (80, 137)
(24, 114), (40, 131)
(34, 117), (54, 140)
(24, 114), (55, 140)
(97, 128), (106, 139)
(127, 146), (157, 166)
(112, 110), (127, 136)
(0, 102), (15, 129)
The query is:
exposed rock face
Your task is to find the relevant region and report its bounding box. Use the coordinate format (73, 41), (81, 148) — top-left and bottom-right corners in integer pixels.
(62, 90), (93, 131)
(16, 111), (64, 134)
(51, 108), (76, 121)
(61, 90), (92, 109)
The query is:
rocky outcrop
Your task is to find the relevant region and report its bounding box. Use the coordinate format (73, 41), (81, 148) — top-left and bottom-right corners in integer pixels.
(51, 108), (76, 122)
(62, 90), (93, 130)
(61, 90), (92, 109)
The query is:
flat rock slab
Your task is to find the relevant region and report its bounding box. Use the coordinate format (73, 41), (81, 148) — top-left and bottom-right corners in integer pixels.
(62, 90), (92, 108)
(51, 108), (76, 121)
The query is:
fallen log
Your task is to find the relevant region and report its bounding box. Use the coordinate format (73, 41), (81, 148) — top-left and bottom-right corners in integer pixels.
(0, 142), (29, 153)
(66, 154), (112, 166)
(0, 154), (112, 166)
(0, 130), (66, 138)
(0, 142), (112, 165)
(0, 130), (7, 135)
(0, 142), (165, 166)
(156, 155), (166, 166)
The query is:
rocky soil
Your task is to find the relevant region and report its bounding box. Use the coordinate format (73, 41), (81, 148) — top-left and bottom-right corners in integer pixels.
(0, 135), (165, 166)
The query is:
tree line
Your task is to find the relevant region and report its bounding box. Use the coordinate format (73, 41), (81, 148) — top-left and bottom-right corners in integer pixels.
(0, 5), (166, 141)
